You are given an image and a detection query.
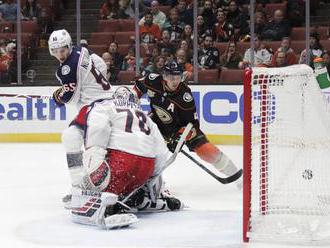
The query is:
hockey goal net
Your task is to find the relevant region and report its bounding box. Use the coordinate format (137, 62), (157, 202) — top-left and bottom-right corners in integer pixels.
(243, 64), (330, 243)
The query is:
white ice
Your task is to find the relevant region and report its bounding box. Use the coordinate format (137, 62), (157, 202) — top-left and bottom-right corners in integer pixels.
(0, 144), (325, 248)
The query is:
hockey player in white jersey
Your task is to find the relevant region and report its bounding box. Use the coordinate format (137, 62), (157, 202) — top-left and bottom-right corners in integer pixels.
(48, 29), (114, 197)
(70, 87), (183, 229)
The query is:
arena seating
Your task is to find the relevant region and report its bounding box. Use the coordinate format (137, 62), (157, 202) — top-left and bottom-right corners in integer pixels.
(219, 69), (245, 84)
(86, 1), (330, 84)
(198, 69), (220, 83)
(291, 27), (329, 40)
(117, 71), (136, 83)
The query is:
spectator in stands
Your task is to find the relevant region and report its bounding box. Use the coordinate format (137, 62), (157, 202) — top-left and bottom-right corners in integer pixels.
(239, 35), (272, 68)
(99, 0), (120, 19)
(102, 52), (118, 82)
(254, 11), (267, 36)
(38, 7), (53, 47)
(0, 0), (18, 22)
(175, 48), (193, 80)
(143, 44), (159, 65)
(0, 40), (11, 84)
(200, 0), (217, 29)
(271, 37), (297, 66)
(322, 51), (330, 77)
(121, 47), (136, 71)
(108, 42), (124, 70)
(22, 0), (41, 21)
(157, 29), (176, 55)
(181, 24), (193, 43)
(226, 0), (249, 41)
(262, 9), (291, 41)
(214, 0), (231, 9)
(6, 39), (29, 83)
(198, 35), (220, 69)
(140, 10), (161, 44)
(213, 10), (234, 42)
(197, 15), (212, 44)
(117, 0), (146, 19)
(2, 25), (12, 33)
(176, 0), (193, 26)
(287, 0), (304, 27)
(299, 32), (324, 66)
(219, 41), (242, 69)
(161, 47), (174, 64)
(178, 39), (192, 62)
(0, 39), (6, 54)
(270, 51), (288, 67)
(144, 55), (165, 74)
(143, 44), (160, 64)
(163, 8), (184, 44)
(139, 1), (166, 29)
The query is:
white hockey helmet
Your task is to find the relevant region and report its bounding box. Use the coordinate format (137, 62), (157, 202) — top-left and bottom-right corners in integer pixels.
(113, 86), (139, 105)
(48, 29), (72, 57)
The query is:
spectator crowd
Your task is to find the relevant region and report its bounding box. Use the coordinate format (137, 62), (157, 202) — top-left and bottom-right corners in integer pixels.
(96, 0), (330, 83)
(0, 0), (329, 84)
(0, 0), (57, 83)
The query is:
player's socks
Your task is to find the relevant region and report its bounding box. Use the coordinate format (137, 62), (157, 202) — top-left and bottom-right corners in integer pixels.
(213, 152), (242, 190)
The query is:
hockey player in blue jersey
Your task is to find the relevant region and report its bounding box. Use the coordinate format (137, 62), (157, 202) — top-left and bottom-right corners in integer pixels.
(48, 29), (114, 200)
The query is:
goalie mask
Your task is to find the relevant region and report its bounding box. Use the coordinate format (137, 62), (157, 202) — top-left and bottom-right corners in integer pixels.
(113, 86), (139, 105)
(48, 29), (73, 62)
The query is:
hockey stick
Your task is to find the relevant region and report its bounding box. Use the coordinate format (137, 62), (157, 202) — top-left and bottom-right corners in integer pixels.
(0, 93), (52, 99)
(181, 150), (243, 184)
(121, 123), (194, 204)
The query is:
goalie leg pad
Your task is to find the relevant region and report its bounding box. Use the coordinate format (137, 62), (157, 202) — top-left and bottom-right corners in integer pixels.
(71, 187), (138, 229)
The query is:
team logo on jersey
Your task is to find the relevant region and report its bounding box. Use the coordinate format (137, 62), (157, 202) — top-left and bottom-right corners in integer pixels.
(61, 65), (71, 75)
(147, 89), (156, 98)
(148, 73), (158, 80)
(153, 105), (172, 124)
(183, 92), (193, 102)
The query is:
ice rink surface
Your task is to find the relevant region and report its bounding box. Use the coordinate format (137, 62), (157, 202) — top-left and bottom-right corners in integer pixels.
(0, 143), (325, 248)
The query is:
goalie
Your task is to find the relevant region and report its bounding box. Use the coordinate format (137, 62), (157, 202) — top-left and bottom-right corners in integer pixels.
(70, 87), (183, 229)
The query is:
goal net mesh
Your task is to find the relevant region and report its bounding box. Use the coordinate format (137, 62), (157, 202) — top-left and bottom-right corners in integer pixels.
(247, 64), (330, 243)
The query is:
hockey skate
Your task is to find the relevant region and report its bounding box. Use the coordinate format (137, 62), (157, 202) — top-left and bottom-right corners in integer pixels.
(126, 186), (184, 213)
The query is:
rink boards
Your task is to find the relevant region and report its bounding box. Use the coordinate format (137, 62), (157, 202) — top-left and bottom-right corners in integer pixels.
(0, 85), (243, 144)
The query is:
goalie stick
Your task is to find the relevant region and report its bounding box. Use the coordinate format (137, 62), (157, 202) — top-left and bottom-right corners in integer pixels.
(181, 150), (243, 184)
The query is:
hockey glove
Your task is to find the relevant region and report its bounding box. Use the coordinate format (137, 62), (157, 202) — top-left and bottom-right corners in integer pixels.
(166, 127), (195, 153)
(53, 87), (65, 106)
(166, 135), (180, 153)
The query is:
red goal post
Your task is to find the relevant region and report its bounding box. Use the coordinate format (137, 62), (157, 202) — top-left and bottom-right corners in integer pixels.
(243, 64), (330, 243)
